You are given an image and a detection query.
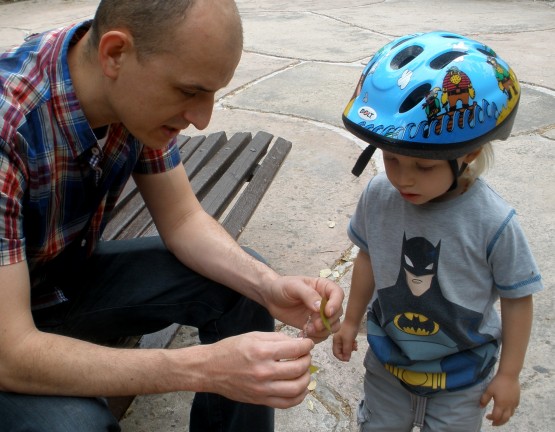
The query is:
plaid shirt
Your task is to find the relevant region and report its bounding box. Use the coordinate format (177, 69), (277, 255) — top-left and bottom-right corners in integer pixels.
(0, 22), (182, 308)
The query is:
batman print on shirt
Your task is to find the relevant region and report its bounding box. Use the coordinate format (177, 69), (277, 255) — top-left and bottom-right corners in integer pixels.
(367, 233), (498, 394)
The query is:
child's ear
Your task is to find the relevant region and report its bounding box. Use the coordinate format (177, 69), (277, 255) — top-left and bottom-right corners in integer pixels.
(463, 148), (482, 164)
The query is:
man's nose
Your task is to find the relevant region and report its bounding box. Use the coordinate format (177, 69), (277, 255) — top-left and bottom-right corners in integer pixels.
(184, 94), (215, 130)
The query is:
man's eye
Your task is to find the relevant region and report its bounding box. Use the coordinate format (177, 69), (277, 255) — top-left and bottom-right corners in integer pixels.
(181, 90), (197, 98)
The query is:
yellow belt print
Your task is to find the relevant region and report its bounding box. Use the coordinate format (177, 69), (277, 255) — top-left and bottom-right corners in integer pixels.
(385, 364), (447, 390)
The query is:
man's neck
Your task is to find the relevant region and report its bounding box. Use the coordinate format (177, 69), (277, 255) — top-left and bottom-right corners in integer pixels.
(67, 30), (114, 130)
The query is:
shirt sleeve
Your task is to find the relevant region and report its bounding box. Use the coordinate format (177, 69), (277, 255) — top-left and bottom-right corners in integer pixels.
(132, 137), (182, 175)
(0, 138), (26, 265)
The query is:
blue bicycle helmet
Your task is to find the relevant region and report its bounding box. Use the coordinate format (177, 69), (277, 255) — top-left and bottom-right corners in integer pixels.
(343, 31), (520, 177)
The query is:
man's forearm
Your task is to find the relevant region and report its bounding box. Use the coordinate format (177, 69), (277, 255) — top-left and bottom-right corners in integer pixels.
(163, 209), (278, 307)
(3, 329), (205, 397)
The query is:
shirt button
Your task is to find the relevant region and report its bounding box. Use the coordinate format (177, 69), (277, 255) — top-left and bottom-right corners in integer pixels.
(91, 147), (100, 156)
(81, 239), (87, 247)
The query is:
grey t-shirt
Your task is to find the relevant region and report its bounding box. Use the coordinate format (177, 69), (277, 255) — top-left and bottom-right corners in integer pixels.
(348, 173), (543, 394)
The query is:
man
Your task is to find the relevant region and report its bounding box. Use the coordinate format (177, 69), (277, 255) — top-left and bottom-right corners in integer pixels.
(0, 1), (344, 431)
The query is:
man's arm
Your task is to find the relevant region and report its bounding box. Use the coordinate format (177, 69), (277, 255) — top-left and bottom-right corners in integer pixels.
(134, 164), (344, 337)
(0, 260), (315, 407)
(134, 162), (277, 306)
(0, 260), (182, 396)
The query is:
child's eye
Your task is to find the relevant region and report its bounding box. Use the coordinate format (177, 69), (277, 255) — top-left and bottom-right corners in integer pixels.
(417, 164), (435, 171)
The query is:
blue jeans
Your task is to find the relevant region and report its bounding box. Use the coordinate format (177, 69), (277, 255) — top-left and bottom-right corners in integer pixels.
(0, 236), (275, 432)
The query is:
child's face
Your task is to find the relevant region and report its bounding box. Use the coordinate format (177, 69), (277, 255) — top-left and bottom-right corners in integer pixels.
(382, 151), (458, 204)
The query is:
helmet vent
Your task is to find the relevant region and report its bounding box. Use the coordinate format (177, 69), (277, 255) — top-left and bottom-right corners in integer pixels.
(399, 83), (432, 113)
(390, 35), (417, 50)
(477, 47), (497, 57)
(430, 51), (466, 69)
(391, 46), (424, 70)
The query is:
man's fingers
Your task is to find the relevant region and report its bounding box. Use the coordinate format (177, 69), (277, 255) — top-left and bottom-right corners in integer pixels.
(269, 335), (314, 361)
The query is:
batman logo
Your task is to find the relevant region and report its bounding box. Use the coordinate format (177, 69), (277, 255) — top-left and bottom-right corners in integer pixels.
(394, 312), (439, 336)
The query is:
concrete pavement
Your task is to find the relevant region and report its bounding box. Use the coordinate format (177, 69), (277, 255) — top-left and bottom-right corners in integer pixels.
(1, 0), (553, 431)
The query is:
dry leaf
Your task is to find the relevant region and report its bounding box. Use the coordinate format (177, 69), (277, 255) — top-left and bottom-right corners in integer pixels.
(308, 380), (317, 391)
(307, 400), (314, 411)
(319, 268), (332, 278)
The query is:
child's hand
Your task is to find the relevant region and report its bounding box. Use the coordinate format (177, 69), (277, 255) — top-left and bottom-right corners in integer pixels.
(332, 321), (359, 362)
(479, 372), (521, 426)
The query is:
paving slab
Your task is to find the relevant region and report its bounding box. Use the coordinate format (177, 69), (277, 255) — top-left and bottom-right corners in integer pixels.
(1, 0), (554, 431)
(240, 11), (383, 63)
(0, 0), (97, 50)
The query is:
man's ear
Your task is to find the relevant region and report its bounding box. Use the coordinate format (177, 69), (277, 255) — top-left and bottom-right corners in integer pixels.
(97, 30), (134, 79)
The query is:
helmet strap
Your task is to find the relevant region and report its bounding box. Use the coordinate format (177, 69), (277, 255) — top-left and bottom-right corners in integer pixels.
(447, 160), (468, 191)
(352, 145), (377, 177)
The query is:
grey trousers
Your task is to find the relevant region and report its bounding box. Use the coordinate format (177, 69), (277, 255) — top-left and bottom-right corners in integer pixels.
(357, 348), (491, 432)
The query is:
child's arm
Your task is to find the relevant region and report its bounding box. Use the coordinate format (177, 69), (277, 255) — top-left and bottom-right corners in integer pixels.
(332, 250), (375, 361)
(480, 295), (533, 426)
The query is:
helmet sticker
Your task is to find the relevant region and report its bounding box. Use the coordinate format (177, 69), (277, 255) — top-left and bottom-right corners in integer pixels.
(424, 66), (477, 134)
(358, 106), (378, 122)
(452, 41), (469, 51)
(487, 57), (519, 102)
(398, 70), (413, 90)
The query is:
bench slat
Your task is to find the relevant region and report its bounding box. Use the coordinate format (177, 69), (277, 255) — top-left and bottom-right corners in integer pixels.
(190, 132), (252, 199)
(223, 137), (292, 239)
(178, 135), (203, 164)
(201, 131), (273, 218)
(183, 131), (227, 178)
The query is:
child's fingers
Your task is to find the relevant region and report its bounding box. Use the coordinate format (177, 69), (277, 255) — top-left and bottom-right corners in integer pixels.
(332, 334), (352, 361)
(479, 389), (493, 408)
(486, 405), (514, 427)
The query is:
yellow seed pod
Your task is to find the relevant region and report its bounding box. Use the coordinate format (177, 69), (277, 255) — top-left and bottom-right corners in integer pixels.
(320, 297), (332, 333)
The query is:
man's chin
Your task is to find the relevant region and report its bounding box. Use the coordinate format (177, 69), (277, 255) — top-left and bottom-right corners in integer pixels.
(139, 129), (180, 150)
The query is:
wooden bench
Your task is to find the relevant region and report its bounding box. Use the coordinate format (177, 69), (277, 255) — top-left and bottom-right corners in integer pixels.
(103, 130), (292, 420)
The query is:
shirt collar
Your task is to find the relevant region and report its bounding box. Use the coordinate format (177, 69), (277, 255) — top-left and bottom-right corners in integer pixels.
(49, 20), (98, 158)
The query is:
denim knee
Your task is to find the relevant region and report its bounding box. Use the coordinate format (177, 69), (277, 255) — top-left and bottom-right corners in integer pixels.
(0, 393), (120, 432)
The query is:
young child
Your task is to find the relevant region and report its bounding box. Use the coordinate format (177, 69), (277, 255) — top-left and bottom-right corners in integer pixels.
(332, 31), (543, 432)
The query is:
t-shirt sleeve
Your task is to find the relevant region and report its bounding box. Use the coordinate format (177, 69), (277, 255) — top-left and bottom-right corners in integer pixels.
(347, 179), (373, 254)
(488, 209), (543, 298)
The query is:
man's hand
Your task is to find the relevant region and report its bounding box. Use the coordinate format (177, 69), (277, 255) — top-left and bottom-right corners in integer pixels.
(197, 331), (314, 408)
(480, 372), (520, 426)
(264, 276), (344, 343)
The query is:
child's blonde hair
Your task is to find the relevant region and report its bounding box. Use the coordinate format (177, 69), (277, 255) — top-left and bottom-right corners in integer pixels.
(466, 143), (493, 179)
